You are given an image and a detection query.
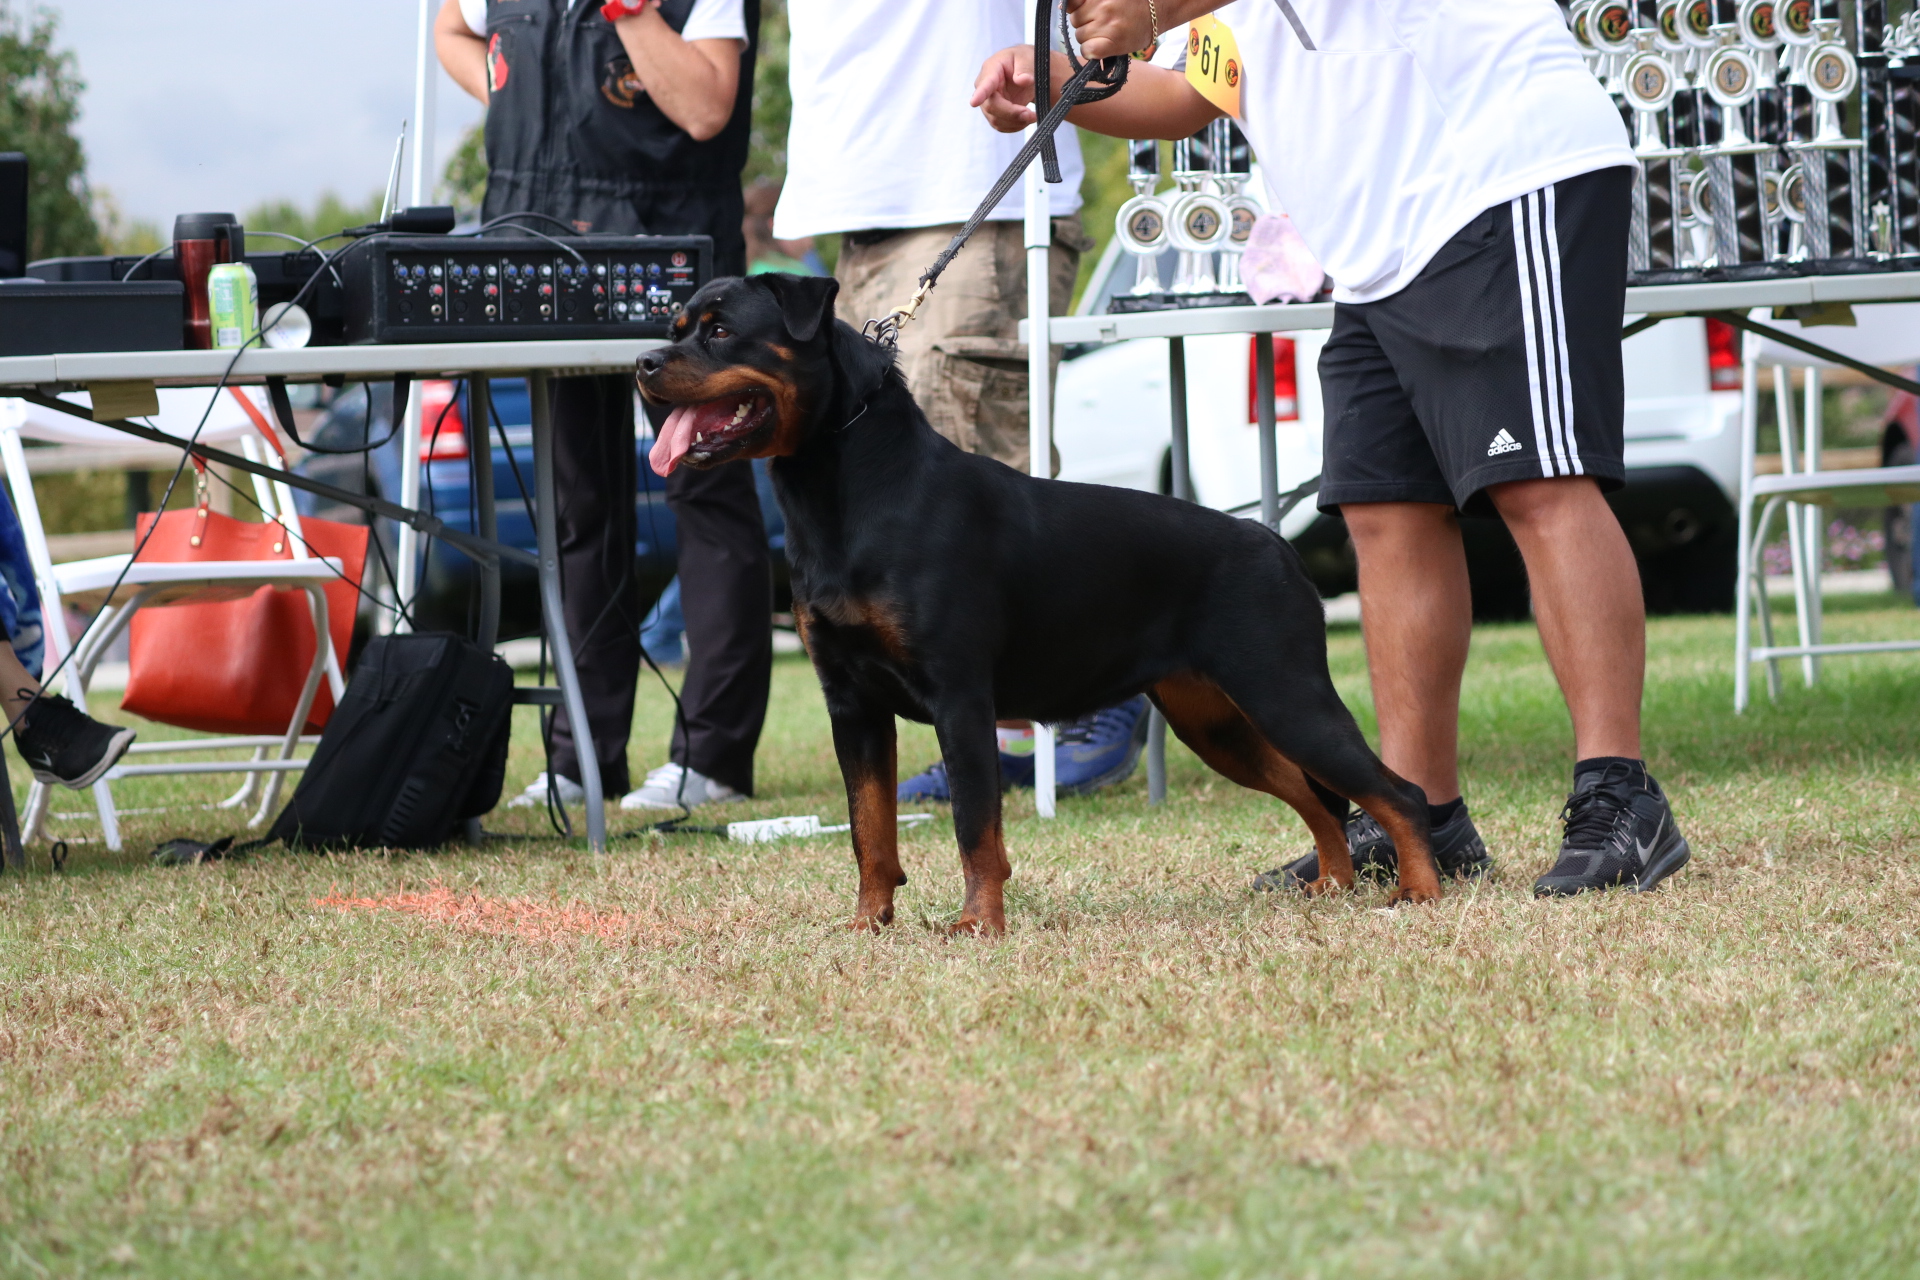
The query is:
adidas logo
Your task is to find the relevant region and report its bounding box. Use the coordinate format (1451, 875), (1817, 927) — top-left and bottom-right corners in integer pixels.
(1487, 428), (1523, 456)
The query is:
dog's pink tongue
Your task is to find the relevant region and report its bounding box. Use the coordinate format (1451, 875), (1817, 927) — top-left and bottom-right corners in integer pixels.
(650, 405), (700, 476)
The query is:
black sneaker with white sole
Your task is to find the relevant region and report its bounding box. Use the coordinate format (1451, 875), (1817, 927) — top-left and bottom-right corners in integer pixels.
(14, 692), (137, 789)
(1252, 804), (1494, 891)
(1533, 763), (1690, 897)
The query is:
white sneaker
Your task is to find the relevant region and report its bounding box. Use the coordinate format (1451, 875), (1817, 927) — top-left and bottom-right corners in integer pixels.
(506, 772), (586, 808)
(620, 762), (743, 811)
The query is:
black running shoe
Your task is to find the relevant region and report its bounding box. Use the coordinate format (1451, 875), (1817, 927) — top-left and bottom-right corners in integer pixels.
(14, 692), (137, 790)
(1533, 764), (1690, 897)
(1252, 804), (1493, 891)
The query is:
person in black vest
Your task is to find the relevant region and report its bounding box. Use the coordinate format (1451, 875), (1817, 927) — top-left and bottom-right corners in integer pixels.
(436, 0), (772, 811)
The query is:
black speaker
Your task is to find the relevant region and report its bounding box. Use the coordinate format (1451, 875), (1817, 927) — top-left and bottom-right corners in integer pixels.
(0, 153), (26, 279)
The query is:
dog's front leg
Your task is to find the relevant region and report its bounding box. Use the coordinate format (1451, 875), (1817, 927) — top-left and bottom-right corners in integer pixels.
(933, 699), (1011, 936)
(831, 705), (904, 930)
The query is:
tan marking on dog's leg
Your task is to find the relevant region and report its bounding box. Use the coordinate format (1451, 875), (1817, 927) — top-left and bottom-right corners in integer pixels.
(1151, 674), (1355, 893)
(1358, 797), (1441, 905)
(950, 817), (1010, 937)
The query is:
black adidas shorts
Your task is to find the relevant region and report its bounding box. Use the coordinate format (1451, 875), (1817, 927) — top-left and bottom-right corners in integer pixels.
(1317, 165), (1633, 518)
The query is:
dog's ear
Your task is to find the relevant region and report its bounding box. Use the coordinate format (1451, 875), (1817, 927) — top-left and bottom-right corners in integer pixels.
(758, 273), (839, 343)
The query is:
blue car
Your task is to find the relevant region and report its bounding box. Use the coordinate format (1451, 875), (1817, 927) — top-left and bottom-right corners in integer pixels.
(291, 378), (788, 641)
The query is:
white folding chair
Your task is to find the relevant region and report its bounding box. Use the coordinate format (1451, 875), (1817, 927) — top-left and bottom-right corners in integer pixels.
(1733, 306), (1920, 711)
(0, 388), (348, 849)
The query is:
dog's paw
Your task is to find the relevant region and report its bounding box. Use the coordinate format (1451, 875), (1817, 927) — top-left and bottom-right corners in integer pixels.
(947, 913), (1006, 938)
(1387, 885), (1441, 906)
(1302, 875), (1350, 897)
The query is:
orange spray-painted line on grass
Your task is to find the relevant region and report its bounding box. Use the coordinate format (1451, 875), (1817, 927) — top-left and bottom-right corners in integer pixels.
(313, 885), (671, 945)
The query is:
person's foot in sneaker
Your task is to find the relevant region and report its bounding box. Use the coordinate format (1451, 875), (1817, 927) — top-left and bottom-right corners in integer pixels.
(1252, 799), (1494, 891)
(506, 771), (587, 808)
(1055, 696), (1151, 796)
(896, 750), (1035, 802)
(14, 691), (136, 790)
(1534, 758), (1690, 897)
(620, 761), (743, 811)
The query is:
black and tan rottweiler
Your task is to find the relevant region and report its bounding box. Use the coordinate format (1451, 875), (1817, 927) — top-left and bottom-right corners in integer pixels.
(638, 273), (1437, 934)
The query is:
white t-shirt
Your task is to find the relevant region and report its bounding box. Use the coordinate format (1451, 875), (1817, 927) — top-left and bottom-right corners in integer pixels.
(772, 0), (1083, 239)
(458, 0), (747, 44)
(1216, 0), (1633, 303)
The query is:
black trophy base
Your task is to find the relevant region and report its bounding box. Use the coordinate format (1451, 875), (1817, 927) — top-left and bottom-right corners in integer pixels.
(1108, 291), (1258, 314)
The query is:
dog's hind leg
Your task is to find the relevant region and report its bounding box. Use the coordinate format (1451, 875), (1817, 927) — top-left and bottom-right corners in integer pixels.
(830, 704), (906, 930)
(1192, 669), (1441, 905)
(1150, 674), (1357, 893)
(932, 695), (1010, 936)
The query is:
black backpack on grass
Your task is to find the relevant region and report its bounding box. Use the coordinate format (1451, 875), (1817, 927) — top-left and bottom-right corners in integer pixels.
(265, 632), (513, 850)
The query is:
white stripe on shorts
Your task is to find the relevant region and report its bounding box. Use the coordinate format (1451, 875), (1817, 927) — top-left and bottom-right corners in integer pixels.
(1540, 184), (1583, 475)
(1510, 192), (1561, 477)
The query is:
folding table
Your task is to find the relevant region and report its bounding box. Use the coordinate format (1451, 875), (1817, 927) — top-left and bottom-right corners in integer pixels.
(1024, 270), (1920, 811)
(0, 338), (668, 858)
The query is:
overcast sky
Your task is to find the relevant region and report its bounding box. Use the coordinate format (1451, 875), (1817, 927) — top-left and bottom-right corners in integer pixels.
(37, 1), (486, 230)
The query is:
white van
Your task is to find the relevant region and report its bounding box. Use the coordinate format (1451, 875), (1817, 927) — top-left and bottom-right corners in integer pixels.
(1055, 237), (1746, 617)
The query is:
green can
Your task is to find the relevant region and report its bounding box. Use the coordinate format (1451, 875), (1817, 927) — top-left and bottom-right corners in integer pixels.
(208, 261), (260, 349)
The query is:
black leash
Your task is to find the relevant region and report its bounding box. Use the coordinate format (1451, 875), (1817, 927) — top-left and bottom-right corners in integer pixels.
(865, 2), (1129, 346)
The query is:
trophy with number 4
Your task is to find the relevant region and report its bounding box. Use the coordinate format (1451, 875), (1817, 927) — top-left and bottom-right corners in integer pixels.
(1209, 118), (1260, 294)
(1167, 131), (1230, 294)
(1114, 139), (1169, 297)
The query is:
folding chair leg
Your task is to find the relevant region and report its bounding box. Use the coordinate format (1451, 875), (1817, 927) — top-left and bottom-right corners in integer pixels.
(92, 779), (121, 853)
(254, 585), (332, 828)
(0, 748), (24, 872)
(1754, 572), (1782, 702)
(21, 779), (49, 845)
(219, 750), (267, 810)
(1787, 498), (1817, 687)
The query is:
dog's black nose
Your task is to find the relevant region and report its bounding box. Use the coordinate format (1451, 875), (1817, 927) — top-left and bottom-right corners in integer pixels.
(638, 349), (668, 378)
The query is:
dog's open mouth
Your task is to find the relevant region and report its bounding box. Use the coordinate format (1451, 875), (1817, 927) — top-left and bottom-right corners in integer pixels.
(650, 390), (776, 475)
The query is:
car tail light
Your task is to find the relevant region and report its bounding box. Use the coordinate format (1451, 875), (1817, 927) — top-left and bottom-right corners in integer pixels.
(1704, 318), (1743, 391)
(1247, 336), (1300, 423)
(418, 379), (468, 459)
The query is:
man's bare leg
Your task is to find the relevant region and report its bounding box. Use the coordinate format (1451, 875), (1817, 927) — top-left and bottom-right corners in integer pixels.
(1486, 477), (1643, 760)
(0, 642), (45, 725)
(1342, 501), (1474, 805)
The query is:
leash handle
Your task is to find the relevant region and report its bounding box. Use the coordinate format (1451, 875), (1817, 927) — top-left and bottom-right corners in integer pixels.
(865, 48), (1128, 348)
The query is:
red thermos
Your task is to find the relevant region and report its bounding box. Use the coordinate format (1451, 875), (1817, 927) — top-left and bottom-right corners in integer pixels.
(172, 213), (244, 349)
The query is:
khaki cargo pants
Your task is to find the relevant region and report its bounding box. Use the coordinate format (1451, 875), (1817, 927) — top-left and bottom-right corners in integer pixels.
(834, 217), (1091, 475)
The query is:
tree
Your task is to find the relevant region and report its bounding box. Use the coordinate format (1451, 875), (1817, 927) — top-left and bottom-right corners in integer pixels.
(0, 1), (100, 260)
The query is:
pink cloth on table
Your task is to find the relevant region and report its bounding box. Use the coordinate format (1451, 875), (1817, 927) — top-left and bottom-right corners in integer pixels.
(1240, 215), (1326, 305)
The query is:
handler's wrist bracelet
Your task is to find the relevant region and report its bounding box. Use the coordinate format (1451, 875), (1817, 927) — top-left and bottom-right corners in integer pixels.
(1148, 0), (1160, 47)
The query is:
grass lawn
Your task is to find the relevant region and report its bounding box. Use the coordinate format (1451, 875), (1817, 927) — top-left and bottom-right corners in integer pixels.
(3, 597), (1919, 1278)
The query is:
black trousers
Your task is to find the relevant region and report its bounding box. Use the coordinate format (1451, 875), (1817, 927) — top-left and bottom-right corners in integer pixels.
(545, 376), (771, 797)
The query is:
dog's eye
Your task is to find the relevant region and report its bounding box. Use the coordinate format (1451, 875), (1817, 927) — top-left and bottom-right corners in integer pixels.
(709, 324), (730, 340)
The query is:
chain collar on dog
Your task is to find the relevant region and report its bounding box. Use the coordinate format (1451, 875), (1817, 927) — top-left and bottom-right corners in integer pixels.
(864, 3), (1128, 348)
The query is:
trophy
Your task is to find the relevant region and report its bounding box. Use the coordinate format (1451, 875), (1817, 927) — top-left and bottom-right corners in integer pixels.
(1672, 0), (1720, 148)
(1882, 12), (1920, 256)
(1624, 28), (1685, 273)
(1684, 166), (1719, 267)
(1587, 0), (1637, 97)
(1571, 1), (1602, 76)
(1703, 22), (1774, 270)
(1786, 19), (1867, 261)
(1209, 118), (1259, 295)
(1777, 160), (1809, 260)
(1775, 0), (1819, 87)
(1114, 139), (1169, 297)
(1167, 131), (1230, 294)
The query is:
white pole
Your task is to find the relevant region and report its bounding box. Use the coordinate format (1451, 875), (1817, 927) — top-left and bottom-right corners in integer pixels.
(1025, 122), (1056, 820)
(391, 0), (436, 634)
(410, 0), (438, 206)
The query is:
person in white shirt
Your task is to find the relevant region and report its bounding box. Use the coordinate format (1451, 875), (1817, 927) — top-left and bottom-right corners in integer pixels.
(780, 0), (1154, 804)
(975, 0), (1691, 898)
(438, 0), (776, 815)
